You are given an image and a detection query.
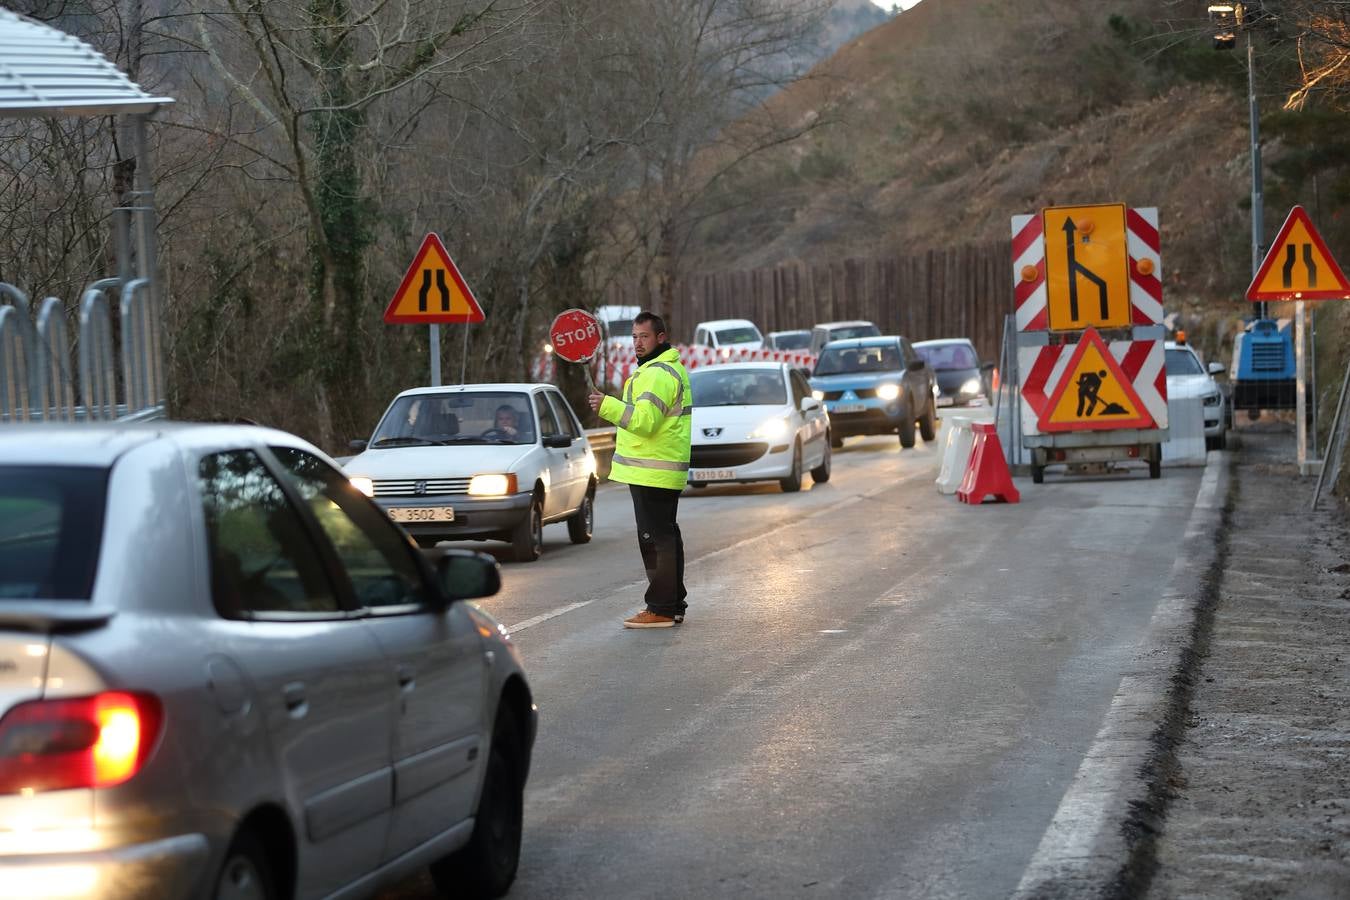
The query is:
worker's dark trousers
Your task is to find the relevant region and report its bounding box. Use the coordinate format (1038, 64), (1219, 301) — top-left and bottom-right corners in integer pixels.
(629, 484), (687, 617)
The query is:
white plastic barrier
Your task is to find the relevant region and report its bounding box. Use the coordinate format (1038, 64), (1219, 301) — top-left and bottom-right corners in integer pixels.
(1161, 394), (1207, 466)
(936, 407), (996, 494)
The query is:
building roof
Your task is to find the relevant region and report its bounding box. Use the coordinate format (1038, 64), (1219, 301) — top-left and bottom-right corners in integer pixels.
(0, 10), (174, 117)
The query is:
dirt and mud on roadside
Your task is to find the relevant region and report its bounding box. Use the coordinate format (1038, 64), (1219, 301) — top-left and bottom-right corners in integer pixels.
(1147, 423), (1350, 899)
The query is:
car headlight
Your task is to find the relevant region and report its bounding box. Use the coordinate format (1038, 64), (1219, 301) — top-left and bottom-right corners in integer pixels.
(749, 417), (790, 440)
(1203, 393), (1221, 407)
(350, 476), (374, 497)
(875, 383), (901, 401)
(960, 377), (984, 396)
(812, 389), (825, 401)
(468, 473), (518, 496)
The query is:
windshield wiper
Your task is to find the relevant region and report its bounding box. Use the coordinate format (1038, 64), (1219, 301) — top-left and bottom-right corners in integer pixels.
(372, 436), (438, 448)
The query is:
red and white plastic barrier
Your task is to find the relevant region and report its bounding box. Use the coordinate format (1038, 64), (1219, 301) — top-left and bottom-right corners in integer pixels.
(531, 344), (817, 389)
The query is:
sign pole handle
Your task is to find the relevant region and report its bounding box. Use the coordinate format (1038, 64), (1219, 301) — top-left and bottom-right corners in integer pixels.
(582, 358), (599, 394)
(429, 324), (441, 387)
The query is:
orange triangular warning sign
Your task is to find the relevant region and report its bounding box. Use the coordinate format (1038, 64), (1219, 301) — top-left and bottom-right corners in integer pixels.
(1039, 327), (1154, 432)
(383, 233), (485, 324)
(1246, 205), (1350, 302)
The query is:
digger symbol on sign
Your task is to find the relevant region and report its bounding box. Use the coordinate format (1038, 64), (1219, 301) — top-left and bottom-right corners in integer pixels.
(1075, 370), (1129, 418)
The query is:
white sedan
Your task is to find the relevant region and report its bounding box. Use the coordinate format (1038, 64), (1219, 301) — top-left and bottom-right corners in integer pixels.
(687, 362), (831, 491)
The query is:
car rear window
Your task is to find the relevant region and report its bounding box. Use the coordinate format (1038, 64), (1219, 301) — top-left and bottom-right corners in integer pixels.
(0, 467), (108, 600)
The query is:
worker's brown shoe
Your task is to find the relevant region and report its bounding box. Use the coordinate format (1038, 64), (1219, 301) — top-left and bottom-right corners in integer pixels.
(623, 610), (676, 629)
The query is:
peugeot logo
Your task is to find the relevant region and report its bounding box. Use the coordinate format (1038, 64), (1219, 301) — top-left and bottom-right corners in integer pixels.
(414, 480), (428, 495)
(703, 427), (722, 438)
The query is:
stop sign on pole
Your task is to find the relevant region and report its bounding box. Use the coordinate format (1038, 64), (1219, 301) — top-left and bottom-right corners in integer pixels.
(549, 309), (603, 363)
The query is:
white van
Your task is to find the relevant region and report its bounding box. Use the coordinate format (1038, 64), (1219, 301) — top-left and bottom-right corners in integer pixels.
(692, 318), (765, 354)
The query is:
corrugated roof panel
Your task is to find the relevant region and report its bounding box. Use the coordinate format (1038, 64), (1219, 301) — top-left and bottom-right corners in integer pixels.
(0, 9), (173, 117)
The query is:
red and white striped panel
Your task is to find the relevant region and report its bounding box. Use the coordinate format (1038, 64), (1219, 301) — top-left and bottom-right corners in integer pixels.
(528, 344), (819, 390)
(1126, 207), (1163, 325)
(1013, 207), (1163, 330)
(1011, 213), (1048, 332)
(1017, 338), (1168, 437)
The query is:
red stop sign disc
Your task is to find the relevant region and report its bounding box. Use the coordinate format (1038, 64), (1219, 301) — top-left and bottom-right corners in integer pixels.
(549, 309), (603, 363)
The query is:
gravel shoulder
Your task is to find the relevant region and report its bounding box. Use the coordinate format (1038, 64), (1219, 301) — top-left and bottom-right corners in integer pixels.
(1147, 425), (1350, 899)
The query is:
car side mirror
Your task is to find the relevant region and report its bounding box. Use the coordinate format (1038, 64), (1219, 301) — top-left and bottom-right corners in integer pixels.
(349, 439), (368, 451)
(428, 548), (501, 603)
(1207, 362), (1226, 376)
(543, 434), (573, 448)
(980, 361), (996, 372)
(801, 396), (821, 411)
(909, 358), (926, 371)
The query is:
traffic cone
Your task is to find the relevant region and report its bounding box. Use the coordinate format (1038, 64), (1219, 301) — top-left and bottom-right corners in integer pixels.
(957, 423), (1020, 504)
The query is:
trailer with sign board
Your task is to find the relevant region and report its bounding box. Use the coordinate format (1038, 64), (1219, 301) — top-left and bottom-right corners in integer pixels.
(1012, 204), (1170, 483)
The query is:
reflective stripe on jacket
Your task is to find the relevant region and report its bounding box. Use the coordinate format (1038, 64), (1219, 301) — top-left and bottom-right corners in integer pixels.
(598, 347), (692, 490)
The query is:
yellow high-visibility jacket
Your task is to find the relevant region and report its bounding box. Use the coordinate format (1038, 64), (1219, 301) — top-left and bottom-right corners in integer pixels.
(599, 346), (692, 490)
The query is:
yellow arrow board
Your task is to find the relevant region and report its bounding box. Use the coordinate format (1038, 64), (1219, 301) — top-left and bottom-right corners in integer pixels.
(1042, 204), (1131, 331)
(1039, 327), (1153, 432)
(1246, 205), (1350, 302)
(383, 233), (485, 324)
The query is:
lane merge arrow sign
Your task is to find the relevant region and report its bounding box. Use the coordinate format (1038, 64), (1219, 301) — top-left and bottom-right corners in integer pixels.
(384, 233), (485, 324)
(1247, 205), (1350, 302)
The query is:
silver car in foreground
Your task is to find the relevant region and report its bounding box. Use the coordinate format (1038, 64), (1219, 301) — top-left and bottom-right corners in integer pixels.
(0, 423), (535, 899)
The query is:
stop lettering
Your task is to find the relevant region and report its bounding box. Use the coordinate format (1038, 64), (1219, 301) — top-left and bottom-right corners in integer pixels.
(549, 309), (603, 363)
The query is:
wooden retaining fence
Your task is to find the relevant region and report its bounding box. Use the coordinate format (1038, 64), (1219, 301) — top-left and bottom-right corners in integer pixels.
(605, 241), (1013, 364)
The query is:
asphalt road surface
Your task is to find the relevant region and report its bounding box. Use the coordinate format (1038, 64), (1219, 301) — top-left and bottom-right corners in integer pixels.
(382, 436), (1205, 899)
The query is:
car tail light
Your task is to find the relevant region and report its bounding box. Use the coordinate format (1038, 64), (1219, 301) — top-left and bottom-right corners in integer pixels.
(0, 692), (163, 794)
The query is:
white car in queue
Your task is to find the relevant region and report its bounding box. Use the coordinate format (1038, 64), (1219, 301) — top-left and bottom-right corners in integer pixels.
(345, 384), (597, 562)
(687, 362), (831, 492)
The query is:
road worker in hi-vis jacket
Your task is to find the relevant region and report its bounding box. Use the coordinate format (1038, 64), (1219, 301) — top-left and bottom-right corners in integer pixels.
(588, 311), (692, 629)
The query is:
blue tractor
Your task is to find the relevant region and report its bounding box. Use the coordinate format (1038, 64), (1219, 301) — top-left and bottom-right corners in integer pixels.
(1232, 317), (1295, 412)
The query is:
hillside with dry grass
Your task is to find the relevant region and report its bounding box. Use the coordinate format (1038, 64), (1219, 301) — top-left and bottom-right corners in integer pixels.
(686, 0), (1265, 358)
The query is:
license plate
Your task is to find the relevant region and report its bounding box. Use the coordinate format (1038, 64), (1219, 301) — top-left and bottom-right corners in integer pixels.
(832, 403), (866, 414)
(389, 506), (455, 523)
(937, 397), (954, 407)
(690, 469), (736, 482)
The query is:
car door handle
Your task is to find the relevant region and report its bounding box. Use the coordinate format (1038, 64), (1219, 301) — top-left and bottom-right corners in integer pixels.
(397, 665), (416, 690)
(282, 681), (307, 714)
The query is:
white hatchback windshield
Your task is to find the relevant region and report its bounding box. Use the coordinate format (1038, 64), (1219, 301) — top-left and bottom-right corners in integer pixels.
(690, 369), (786, 407)
(1165, 349), (1204, 376)
(371, 392), (536, 446)
(715, 326), (762, 345)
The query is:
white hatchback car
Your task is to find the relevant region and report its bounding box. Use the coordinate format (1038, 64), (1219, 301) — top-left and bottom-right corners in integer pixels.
(345, 384), (597, 562)
(687, 363), (831, 491)
(1165, 341), (1228, 450)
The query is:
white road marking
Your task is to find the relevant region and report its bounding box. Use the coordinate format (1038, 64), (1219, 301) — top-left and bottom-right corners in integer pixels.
(509, 600), (593, 632)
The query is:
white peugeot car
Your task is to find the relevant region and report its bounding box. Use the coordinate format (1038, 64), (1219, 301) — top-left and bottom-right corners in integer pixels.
(345, 384), (597, 562)
(1165, 341), (1228, 450)
(687, 362), (831, 491)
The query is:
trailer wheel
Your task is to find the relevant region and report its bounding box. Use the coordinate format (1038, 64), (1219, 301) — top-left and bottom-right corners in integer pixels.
(1148, 445), (1161, 479)
(1032, 465), (1044, 485)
